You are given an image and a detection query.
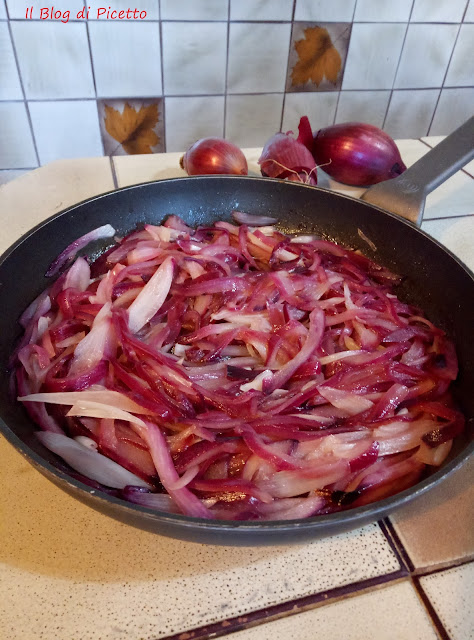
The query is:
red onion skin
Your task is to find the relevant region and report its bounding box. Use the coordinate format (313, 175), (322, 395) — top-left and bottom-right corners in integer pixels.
(313, 122), (407, 186)
(180, 137), (248, 176)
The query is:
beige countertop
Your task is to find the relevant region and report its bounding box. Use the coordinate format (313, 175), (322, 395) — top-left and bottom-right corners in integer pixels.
(0, 139), (473, 640)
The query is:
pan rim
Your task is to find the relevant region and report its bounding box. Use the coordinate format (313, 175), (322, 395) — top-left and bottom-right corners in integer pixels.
(1, 175), (473, 538)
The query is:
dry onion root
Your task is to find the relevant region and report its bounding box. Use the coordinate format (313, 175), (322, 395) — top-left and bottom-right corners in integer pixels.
(13, 213), (464, 520)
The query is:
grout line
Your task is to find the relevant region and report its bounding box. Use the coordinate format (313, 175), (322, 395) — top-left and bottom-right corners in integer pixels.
(280, 0), (297, 131)
(158, 0), (167, 151)
(412, 576), (452, 640)
(381, 0), (415, 130)
(428, 22), (463, 136)
(423, 212), (474, 222)
(380, 518), (415, 572)
(1, 85), (474, 105)
(160, 571), (410, 640)
(109, 156), (119, 189)
(222, 0), (230, 138)
(6, 18), (41, 167)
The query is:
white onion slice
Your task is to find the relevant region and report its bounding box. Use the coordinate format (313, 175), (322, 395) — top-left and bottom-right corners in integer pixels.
(37, 431), (150, 489)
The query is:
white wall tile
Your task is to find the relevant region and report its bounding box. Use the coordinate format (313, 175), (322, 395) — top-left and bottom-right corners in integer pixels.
(411, 0), (468, 22)
(342, 23), (406, 90)
(87, 0), (158, 20)
(0, 169), (31, 185)
(420, 563), (474, 640)
(0, 102), (37, 169)
(230, 0), (293, 21)
(282, 92), (338, 133)
(295, 0), (356, 22)
(430, 88), (474, 135)
(335, 91), (390, 127)
(0, 22), (22, 99)
(226, 94), (283, 149)
(228, 23), (291, 93)
(11, 22), (94, 99)
(162, 22), (227, 95)
(445, 24), (474, 87)
(354, 0), (414, 22)
(384, 89), (439, 138)
(160, 0), (228, 20)
(465, 0), (474, 20)
(29, 100), (103, 165)
(89, 22), (162, 98)
(394, 24), (458, 89)
(165, 96), (224, 151)
(0, 1), (6, 19)
(6, 0), (84, 19)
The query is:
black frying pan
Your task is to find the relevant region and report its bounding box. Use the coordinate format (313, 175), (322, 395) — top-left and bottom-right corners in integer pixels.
(1, 121), (473, 545)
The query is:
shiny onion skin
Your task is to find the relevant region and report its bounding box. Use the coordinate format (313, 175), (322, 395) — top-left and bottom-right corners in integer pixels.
(313, 122), (407, 186)
(258, 117), (318, 185)
(180, 137), (248, 176)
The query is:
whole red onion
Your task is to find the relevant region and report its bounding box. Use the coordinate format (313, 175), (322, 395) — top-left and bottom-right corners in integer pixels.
(258, 117), (318, 185)
(313, 122), (406, 186)
(180, 137), (248, 176)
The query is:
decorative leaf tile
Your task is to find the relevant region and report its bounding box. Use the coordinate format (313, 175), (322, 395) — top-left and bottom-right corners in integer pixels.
(98, 99), (165, 156)
(286, 22), (352, 92)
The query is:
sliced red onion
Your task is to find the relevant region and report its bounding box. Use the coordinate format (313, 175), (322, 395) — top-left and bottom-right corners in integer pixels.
(128, 256), (174, 333)
(13, 214), (463, 521)
(45, 224), (115, 277)
(232, 211), (278, 226)
(36, 431), (150, 489)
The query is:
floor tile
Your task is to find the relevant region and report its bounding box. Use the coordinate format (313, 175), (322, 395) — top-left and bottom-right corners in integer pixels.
(390, 457), (474, 571)
(222, 581), (438, 640)
(0, 436), (400, 640)
(419, 563), (474, 640)
(0, 158), (113, 253)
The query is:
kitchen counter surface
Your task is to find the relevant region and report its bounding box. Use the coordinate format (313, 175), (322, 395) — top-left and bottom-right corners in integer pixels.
(0, 138), (473, 640)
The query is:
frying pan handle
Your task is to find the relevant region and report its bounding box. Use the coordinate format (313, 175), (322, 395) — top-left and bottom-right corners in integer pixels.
(361, 116), (474, 225)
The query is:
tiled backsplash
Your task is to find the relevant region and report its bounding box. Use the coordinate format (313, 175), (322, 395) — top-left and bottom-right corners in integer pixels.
(1, 0), (473, 176)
